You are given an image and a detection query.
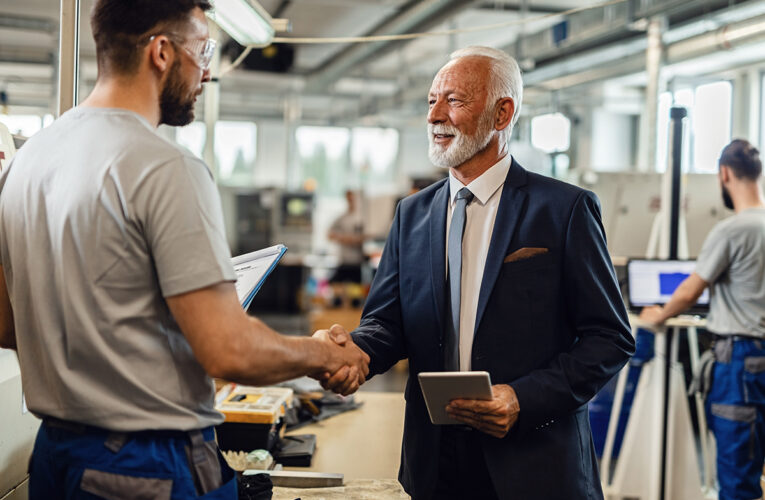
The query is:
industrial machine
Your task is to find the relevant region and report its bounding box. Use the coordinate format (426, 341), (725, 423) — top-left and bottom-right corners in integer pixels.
(272, 191), (314, 257)
(579, 171), (729, 258)
(219, 187), (315, 257)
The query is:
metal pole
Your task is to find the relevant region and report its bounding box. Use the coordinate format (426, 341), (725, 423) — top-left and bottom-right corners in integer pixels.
(57, 0), (80, 116)
(655, 329), (669, 500)
(659, 106), (686, 500)
(203, 24), (221, 179)
(668, 106), (686, 261)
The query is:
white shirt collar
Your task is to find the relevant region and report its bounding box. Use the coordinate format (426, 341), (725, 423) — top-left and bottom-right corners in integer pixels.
(448, 154), (512, 206)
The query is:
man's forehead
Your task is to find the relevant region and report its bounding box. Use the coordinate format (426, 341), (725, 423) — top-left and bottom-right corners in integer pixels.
(429, 59), (487, 94)
(186, 7), (210, 37)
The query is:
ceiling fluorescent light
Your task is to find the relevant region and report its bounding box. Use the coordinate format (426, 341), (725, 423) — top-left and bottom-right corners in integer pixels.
(208, 0), (276, 47)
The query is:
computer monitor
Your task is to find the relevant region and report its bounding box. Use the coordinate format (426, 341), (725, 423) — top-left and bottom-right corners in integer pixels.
(280, 192), (313, 230)
(626, 259), (710, 311)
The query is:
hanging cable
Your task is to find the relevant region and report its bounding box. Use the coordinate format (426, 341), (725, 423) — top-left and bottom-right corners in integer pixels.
(219, 46), (254, 76)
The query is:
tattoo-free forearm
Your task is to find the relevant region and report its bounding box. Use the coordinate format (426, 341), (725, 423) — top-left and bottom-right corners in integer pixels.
(657, 273), (708, 322)
(217, 316), (332, 385)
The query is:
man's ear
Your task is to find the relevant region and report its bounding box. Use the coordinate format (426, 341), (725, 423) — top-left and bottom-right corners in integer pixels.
(495, 97), (515, 131)
(148, 36), (173, 73)
(719, 164), (731, 184)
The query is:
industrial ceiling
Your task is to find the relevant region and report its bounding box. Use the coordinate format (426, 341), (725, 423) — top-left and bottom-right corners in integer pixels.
(1, 0), (764, 124)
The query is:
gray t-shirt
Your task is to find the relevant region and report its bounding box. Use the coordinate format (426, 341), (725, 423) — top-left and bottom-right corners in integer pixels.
(695, 207), (765, 337)
(0, 107), (236, 431)
(330, 211), (364, 266)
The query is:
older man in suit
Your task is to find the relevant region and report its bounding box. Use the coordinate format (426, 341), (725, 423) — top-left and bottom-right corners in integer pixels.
(321, 46), (634, 499)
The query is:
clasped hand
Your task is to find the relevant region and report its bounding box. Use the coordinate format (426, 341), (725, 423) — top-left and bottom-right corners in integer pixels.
(446, 384), (520, 438)
(311, 324), (370, 396)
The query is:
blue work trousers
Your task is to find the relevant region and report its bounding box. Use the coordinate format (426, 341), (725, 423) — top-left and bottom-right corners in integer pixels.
(28, 419), (237, 500)
(706, 338), (765, 500)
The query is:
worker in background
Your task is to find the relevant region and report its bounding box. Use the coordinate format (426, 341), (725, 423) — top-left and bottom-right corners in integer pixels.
(0, 1), (368, 498)
(328, 189), (365, 283)
(321, 46), (634, 500)
(640, 139), (765, 500)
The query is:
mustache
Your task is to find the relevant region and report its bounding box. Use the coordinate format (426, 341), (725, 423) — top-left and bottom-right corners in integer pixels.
(428, 124), (461, 136)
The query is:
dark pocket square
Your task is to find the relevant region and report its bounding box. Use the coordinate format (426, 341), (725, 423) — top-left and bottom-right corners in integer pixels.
(503, 247), (549, 263)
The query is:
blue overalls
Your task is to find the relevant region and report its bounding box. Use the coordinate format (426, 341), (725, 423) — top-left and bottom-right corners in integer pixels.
(28, 418), (237, 500)
(705, 336), (765, 500)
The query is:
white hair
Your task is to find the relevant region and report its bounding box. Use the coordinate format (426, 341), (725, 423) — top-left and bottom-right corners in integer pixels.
(448, 46), (523, 145)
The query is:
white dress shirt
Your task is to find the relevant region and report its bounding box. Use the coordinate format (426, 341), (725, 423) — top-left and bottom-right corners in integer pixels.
(446, 154), (512, 371)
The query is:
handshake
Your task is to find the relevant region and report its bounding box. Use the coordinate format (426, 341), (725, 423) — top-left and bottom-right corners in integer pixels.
(311, 324), (370, 396)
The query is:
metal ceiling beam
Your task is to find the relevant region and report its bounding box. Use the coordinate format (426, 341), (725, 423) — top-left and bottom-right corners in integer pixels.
(303, 0), (476, 93)
(474, 2), (565, 14)
(326, 2), (765, 122)
(525, 11), (765, 91)
(0, 49), (55, 66)
(0, 14), (57, 32)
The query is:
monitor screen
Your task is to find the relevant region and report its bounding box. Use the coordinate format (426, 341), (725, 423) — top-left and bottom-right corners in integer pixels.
(627, 259), (710, 308)
(280, 193), (313, 229)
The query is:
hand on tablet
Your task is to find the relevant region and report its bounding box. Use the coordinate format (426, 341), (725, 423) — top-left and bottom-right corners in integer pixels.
(446, 384), (520, 438)
(311, 324), (370, 396)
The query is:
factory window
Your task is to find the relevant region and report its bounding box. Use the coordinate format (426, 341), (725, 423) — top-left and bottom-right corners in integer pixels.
(295, 126), (351, 197)
(351, 127), (399, 195)
(530, 113), (570, 153)
(693, 81), (731, 173)
(215, 121), (257, 185)
(176, 122), (206, 159)
(0, 114), (43, 138)
(655, 81), (731, 173)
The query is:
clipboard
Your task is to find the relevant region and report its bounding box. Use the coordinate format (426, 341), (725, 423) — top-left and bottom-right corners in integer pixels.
(232, 244), (288, 310)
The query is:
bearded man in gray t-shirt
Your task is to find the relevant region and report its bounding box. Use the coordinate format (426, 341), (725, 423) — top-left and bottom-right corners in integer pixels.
(0, 1), (368, 498)
(640, 139), (765, 500)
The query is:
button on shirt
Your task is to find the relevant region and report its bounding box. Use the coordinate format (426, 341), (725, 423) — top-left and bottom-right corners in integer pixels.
(446, 154), (512, 371)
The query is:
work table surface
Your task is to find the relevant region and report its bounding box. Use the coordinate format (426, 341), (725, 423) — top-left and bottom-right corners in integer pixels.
(283, 391), (406, 480)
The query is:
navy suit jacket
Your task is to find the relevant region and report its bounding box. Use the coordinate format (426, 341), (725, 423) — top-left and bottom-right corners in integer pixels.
(352, 160), (635, 500)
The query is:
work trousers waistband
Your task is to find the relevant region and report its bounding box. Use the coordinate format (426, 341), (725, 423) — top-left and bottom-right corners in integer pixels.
(42, 417), (216, 452)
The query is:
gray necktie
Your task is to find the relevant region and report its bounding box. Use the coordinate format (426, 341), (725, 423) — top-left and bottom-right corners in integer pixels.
(445, 187), (474, 371)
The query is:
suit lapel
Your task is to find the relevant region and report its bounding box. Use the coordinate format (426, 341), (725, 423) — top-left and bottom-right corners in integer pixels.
(429, 181), (449, 336)
(474, 160), (528, 337)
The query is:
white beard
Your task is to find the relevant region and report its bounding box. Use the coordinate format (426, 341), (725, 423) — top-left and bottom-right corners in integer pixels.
(428, 111), (495, 169)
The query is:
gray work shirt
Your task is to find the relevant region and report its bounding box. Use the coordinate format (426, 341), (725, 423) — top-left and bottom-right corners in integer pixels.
(695, 207), (765, 338)
(330, 211), (364, 266)
(0, 107), (236, 431)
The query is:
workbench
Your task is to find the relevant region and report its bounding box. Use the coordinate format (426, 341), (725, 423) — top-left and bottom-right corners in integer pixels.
(276, 391), (407, 498)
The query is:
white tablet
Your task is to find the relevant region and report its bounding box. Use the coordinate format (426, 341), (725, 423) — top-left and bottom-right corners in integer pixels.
(418, 371), (493, 425)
